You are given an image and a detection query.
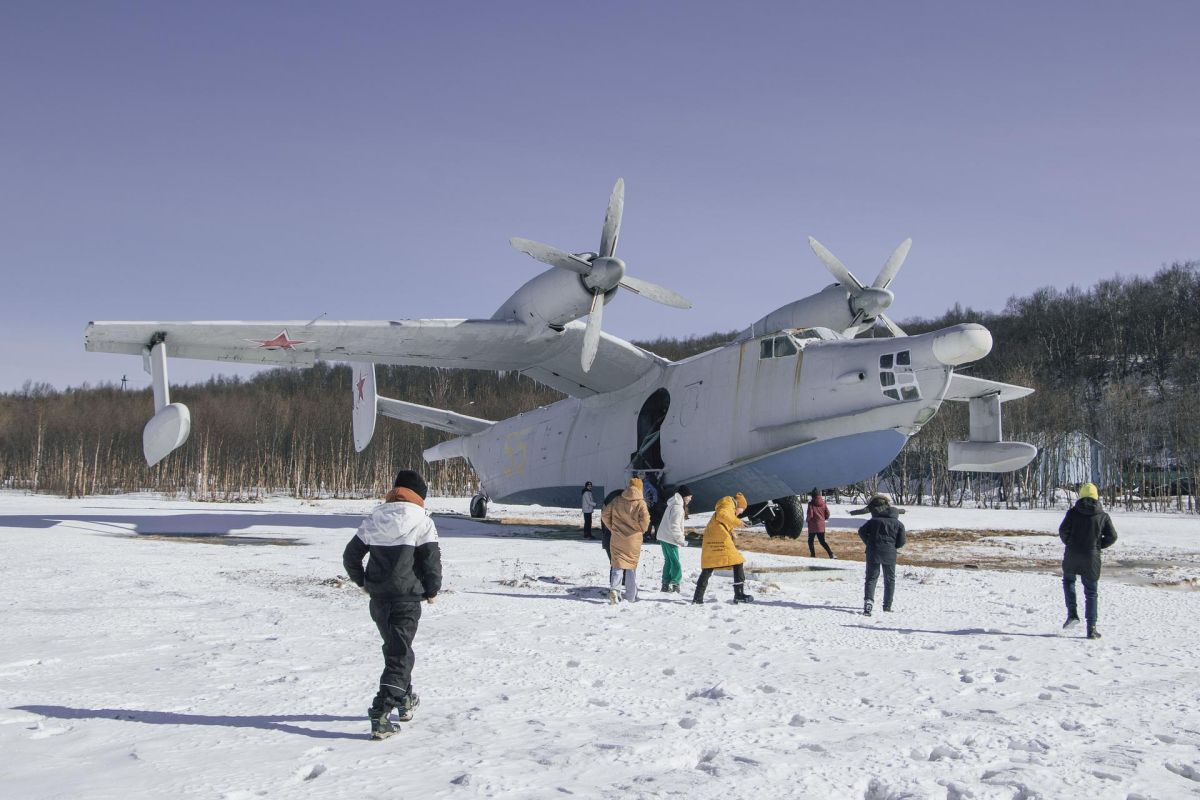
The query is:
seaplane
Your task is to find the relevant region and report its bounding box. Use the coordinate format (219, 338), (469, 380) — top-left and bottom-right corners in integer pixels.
(85, 179), (1036, 525)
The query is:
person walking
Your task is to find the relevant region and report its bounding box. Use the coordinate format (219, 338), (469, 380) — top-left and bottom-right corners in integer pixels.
(857, 494), (905, 616)
(1058, 482), (1118, 640)
(657, 485), (692, 592)
(806, 489), (835, 558)
(342, 469), (442, 740)
(693, 495), (754, 604)
(601, 477), (651, 603)
(581, 481), (597, 540)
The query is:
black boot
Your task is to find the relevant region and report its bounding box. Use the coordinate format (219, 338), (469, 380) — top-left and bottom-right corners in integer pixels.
(1086, 625), (1101, 640)
(733, 582), (754, 604)
(863, 600), (874, 617)
(368, 698), (396, 740)
(1063, 614), (1081, 629)
(395, 692), (420, 722)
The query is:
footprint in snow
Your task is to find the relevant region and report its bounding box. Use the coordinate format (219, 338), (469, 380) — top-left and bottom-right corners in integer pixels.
(728, 642), (745, 651)
(1165, 762), (1200, 782)
(295, 764), (326, 782)
(662, 667), (676, 676)
(566, 659), (581, 668)
(678, 717), (698, 729)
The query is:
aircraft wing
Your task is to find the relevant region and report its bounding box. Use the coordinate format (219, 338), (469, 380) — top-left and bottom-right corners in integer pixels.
(943, 373), (1034, 403)
(84, 319), (664, 397)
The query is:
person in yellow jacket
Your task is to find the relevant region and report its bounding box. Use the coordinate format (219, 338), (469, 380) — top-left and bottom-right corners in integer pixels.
(601, 477), (651, 603)
(693, 494), (754, 604)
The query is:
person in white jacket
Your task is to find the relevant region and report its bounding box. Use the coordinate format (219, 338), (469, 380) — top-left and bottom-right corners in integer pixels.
(581, 481), (597, 539)
(657, 485), (692, 592)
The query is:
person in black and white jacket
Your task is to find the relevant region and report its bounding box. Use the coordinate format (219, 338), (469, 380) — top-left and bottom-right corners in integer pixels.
(343, 469), (441, 740)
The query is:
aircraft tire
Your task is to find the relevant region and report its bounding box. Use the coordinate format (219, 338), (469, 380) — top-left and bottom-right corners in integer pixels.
(469, 493), (488, 519)
(765, 495), (804, 538)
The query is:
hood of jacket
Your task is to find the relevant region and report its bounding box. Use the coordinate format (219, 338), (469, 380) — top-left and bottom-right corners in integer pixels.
(809, 496), (827, 511)
(622, 483), (644, 502)
(714, 496), (736, 516)
(870, 505), (900, 520)
(1073, 497), (1100, 516)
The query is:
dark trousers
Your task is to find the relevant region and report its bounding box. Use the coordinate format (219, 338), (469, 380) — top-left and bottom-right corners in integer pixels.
(1063, 571), (1099, 623)
(368, 597), (422, 710)
(583, 512), (593, 537)
(808, 531), (834, 557)
(694, 563), (747, 602)
(864, 560), (896, 608)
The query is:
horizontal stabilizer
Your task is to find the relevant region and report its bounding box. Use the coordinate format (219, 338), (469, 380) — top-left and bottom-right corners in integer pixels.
(376, 397), (493, 435)
(944, 372), (1037, 472)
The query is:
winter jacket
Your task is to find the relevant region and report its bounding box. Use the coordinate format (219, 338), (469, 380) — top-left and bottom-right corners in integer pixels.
(658, 493), (689, 547)
(857, 506), (906, 565)
(701, 496), (746, 569)
(582, 490), (596, 514)
(343, 501), (442, 601)
(1058, 498), (1117, 580)
(602, 482), (651, 569)
(806, 496), (830, 533)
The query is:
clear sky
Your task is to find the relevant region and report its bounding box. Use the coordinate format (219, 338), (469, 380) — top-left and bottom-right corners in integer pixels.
(2, 1), (1198, 391)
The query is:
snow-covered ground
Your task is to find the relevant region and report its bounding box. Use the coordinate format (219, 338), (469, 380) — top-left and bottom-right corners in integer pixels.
(2, 492), (1198, 799)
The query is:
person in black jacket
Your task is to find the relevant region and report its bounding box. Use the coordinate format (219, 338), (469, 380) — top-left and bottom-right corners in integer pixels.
(343, 469), (442, 740)
(1058, 482), (1118, 640)
(857, 494), (906, 616)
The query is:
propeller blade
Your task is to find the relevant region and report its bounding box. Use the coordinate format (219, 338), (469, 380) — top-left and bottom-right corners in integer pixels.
(618, 275), (692, 309)
(808, 236), (865, 291)
(879, 314), (908, 337)
(599, 178), (624, 259)
(873, 238), (911, 290)
(581, 291), (605, 372)
(510, 237), (592, 275)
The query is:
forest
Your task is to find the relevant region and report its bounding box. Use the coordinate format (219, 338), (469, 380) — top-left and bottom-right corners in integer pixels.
(2, 263), (1197, 512)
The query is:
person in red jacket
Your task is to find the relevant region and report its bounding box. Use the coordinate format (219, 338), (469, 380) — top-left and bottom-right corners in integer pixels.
(806, 489), (836, 559)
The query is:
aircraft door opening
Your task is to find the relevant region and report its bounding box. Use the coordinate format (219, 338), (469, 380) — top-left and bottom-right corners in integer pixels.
(630, 388), (670, 473)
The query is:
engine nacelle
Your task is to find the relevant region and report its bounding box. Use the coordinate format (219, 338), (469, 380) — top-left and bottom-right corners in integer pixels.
(741, 284), (857, 339)
(491, 267), (613, 329)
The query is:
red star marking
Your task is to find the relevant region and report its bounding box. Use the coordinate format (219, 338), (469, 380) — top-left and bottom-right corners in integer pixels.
(356, 374), (367, 400)
(247, 329), (307, 350)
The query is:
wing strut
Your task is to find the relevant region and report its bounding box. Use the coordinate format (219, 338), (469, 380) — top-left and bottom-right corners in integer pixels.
(142, 339), (192, 466)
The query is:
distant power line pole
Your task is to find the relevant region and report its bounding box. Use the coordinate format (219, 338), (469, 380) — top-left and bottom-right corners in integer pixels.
(121, 375), (128, 391)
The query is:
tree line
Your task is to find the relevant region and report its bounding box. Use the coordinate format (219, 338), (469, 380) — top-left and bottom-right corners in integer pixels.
(2, 264), (1196, 511)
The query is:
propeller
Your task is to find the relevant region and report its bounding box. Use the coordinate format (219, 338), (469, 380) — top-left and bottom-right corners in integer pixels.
(807, 236), (911, 337)
(511, 178), (691, 372)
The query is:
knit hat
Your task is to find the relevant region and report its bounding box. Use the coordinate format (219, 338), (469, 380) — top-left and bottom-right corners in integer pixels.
(393, 469), (428, 500)
(1078, 482), (1098, 501)
(676, 484), (693, 498)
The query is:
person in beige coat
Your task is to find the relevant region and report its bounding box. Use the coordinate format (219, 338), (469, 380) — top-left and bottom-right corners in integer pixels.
(601, 476), (651, 603)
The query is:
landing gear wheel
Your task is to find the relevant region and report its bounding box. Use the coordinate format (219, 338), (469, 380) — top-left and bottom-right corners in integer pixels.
(764, 495), (804, 539)
(743, 501), (780, 534)
(469, 493), (488, 519)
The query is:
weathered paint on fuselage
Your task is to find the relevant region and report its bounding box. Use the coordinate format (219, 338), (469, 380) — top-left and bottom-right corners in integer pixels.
(461, 326), (970, 510)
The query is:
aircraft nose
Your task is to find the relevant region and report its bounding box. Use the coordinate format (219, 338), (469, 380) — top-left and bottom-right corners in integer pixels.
(931, 323), (993, 366)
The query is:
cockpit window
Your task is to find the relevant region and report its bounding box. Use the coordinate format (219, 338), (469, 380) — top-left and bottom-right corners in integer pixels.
(760, 334), (801, 360)
(879, 349), (920, 402)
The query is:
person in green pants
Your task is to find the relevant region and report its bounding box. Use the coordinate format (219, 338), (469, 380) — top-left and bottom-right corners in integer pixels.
(657, 485), (692, 592)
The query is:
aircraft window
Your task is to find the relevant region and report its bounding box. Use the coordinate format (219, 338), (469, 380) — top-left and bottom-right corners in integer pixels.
(774, 336), (798, 357)
(896, 350), (910, 366)
(884, 389), (900, 400)
(902, 386), (920, 401)
(760, 339), (773, 359)
(880, 354), (893, 369)
(880, 372), (896, 387)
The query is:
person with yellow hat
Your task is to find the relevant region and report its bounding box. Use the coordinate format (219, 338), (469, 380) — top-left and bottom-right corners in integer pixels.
(1058, 482), (1118, 639)
(693, 494), (754, 604)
